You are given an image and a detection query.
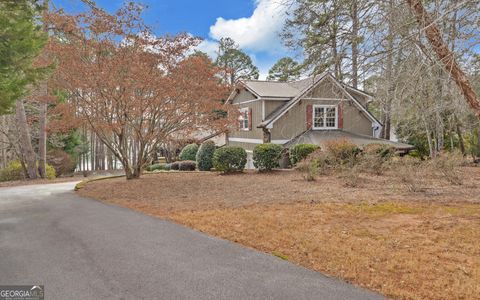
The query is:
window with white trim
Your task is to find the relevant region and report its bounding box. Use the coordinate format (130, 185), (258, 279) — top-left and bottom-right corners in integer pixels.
(239, 107), (250, 131)
(313, 105), (337, 129)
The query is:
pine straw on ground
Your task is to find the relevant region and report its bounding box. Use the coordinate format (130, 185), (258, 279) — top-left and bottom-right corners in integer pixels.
(78, 168), (480, 300)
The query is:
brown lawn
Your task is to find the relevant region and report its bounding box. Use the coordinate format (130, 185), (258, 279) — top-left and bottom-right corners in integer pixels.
(78, 168), (480, 300)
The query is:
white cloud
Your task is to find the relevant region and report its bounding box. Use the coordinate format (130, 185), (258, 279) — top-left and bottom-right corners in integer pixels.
(196, 39), (219, 59)
(208, 0), (288, 53)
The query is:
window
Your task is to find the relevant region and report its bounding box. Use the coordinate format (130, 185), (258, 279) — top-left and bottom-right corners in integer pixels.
(239, 107), (250, 131)
(313, 105), (337, 129)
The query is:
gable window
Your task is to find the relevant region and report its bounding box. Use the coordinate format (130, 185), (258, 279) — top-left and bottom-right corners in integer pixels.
(313, 105), (337, 129)
(239, 107), (250, 131)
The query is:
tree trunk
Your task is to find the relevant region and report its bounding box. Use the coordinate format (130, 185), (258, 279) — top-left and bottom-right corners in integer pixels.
(382, 0), (395, 140)
(406, 0), (480, 116)
(477, 128), (480, 160)
(435, 70), (444, 152)
(332, 2), (342, 79)
(38, 100), (47, 178)
(90, 131), (95, 171)
(15, 100), (37, 179)
(350, 1), (359, 88)
(454, 115), (465, 156)
(0, 116), (7, 169)
(422, 115), (435, 158)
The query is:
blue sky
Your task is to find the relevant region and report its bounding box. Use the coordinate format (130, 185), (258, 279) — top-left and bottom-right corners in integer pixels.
(51, 0), (292, 79)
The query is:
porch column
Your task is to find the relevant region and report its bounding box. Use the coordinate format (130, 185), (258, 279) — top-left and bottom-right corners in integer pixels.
(262, 128), (271, 143)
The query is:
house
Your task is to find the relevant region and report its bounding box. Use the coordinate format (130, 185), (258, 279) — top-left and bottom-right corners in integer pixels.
(225, 72), (413, 168)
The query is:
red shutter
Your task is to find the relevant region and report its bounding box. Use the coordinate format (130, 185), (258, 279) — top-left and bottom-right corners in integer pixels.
(338, 103), (343, 129)
(306, 104), (313, 130)
(248, 108), (252, 131)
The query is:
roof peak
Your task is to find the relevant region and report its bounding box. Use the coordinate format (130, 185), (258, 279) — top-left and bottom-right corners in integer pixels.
(241, 79), (292, 83)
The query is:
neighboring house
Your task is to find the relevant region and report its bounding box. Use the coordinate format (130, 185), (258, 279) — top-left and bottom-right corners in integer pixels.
(225, 72), (413, 168)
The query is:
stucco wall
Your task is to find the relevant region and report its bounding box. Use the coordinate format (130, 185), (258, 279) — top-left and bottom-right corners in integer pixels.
(226, 141), (258, 151)
(264, 100), (287, 117)
(343, 102), (372, 136)
(229, 100), (264, 140)
(271, 99), (338, 140)
(270, 78), (373, 140)
(232, 88), (256, 104)
(304, 78), (345, 99)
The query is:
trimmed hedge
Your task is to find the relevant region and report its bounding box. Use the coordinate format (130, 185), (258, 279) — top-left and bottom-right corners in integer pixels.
(169, 161), (180, 170)
(179, 160), (197, 171)
(179, 143), (199, 161)
(0, 160), (56, 182)
(253, 143), (283, 171)
(146, 163), (171, 172)
(196, 141), (216, 171)
(290, 144), (320, 165)
(212, 146), (247, 173)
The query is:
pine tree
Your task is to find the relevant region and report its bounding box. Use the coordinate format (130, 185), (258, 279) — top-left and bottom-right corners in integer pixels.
(0, 0), (49, 115)
(214, 38), (259, 86)
(267, 57), (301, 82)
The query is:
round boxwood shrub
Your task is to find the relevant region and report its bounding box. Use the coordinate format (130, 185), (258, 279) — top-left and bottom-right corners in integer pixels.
(212, 146), (247, 173)
(178, 160), (197, 171)
(196, 140), (216, 171)
(179, 143), (199, 161)
(253, 143), (283, 171)
(290, 144), (320, 165)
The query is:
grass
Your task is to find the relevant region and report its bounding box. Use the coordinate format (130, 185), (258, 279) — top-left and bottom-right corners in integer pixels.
(78, 168), (480, 300)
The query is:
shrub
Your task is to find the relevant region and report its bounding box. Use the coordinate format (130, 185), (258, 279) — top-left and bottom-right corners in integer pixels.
(362, 143), (395, 158)
(179, 143), (199, 161)
(290, 144), (320, 165)
(46, 164), (56, 179)
(295, 149), (329, 181)
(0, 161), (25, 182)
(170, 161), (180, 170)
(146, 163), (171, 172)
(296, 159), (318, 181)
(338, 165), (361, 187)
(0, 160), (56, 182)
(178, 160), (197, 171)
(393, 156), (425, 192)
(196, 141), (216, 171)
(430, 151), (465, 185)
(359, 144), (396, 175)
(253, 143), (283, 171)
(47, 149), (76, 176)
(323, 139), (360, 166)
(212, 146), (247, 173)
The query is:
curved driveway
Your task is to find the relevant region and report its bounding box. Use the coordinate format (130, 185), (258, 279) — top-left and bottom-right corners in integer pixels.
(0, 182), (383, 300)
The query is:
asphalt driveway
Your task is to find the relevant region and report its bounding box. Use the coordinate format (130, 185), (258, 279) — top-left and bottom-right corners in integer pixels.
(0, 182), (383, 300)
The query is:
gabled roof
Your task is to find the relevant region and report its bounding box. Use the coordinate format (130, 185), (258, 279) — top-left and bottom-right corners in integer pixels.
(256, 72), (381, 128)
(240, 80), (299, 98)
(258, 72), (329, 128)
(227, 72), (381, 128)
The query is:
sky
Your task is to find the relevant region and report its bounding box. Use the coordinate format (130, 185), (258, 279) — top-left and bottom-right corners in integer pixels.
(51, 0), (294, 79)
